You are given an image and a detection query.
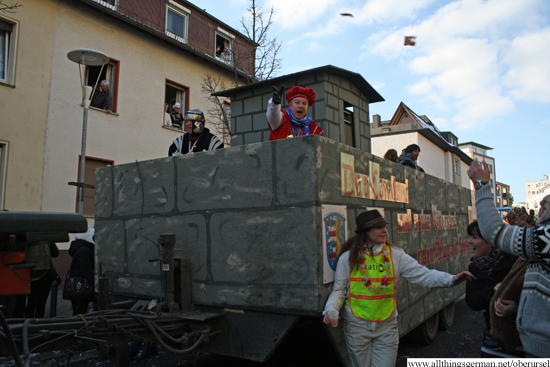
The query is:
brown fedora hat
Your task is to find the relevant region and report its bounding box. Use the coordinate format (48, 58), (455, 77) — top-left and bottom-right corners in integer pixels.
(355, 210), (389, 233)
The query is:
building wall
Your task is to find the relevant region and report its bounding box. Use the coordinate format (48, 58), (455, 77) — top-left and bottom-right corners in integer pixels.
(371, 133), (470, 190)
(417, 134), (446, 180)
(41, 0), (237, 224)
(0, 0), (58, 211)
(370, 131), (418, 161)
(526, 175), (550, 199)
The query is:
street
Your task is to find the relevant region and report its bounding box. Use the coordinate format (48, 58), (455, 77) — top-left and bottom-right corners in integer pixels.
(61, 300), (485, 367)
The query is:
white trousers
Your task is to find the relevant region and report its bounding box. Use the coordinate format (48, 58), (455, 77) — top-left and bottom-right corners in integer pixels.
(343, 316), (399, 367)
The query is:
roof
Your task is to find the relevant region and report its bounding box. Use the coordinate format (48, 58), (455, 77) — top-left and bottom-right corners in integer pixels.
(78, 0), (254, 78)
(457, 141), (494, 150)
(390, 102), (445, 139)
(374, 102), (473, 164)
(212, 65), (385, 103)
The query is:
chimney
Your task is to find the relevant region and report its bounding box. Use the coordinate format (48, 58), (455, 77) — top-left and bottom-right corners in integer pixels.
(373, 114), (381, 127)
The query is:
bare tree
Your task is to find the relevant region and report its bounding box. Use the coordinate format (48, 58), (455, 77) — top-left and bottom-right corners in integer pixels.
(0, 0), (22, 13)
(240, 0), (282, 84)
(201, 0), (282, 139)
(201, 74), (231, 142)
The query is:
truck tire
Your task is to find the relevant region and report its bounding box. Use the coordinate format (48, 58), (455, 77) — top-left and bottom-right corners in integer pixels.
(438, 303), (455, 330)
(412, 312), (439, 345)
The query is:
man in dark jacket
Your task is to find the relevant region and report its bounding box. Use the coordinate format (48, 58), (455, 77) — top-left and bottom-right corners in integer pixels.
(90, 80), (112, 113)
(397, 144), (425, 172)
(67, 227), (95, 315)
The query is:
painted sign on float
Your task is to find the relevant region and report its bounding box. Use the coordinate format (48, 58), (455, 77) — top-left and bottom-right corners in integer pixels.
(340, 152), (409, 203)
(322, 205), (347, 284)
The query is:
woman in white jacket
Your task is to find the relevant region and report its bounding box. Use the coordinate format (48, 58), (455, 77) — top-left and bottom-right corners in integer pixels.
(323, 210), (473, 367)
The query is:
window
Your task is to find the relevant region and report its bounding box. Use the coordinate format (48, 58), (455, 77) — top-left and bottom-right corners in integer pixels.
(85, 58), (119, 113)
(92, 0), (117, 10)
(165, 1), (190, 43)
(490, 179), (494, 187)
(488, 164), (493, 174)
(77, 157), (113, 216)
(454, 159), (461, 175)
(0, 18), (17, 85)
(344, 103), (355, 147)
(215, 28), (234, 64)
(164, 79), (189, 130)
(0, 141), (7, 209)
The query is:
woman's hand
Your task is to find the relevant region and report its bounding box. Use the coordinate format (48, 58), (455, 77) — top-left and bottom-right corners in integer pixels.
(323, 312), (337, 325)
(452, 271), (475, 284)
(495, 299), (518, 317)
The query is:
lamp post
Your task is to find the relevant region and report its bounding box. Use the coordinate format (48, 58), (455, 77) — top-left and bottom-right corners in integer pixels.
(67, 49), (110, 214)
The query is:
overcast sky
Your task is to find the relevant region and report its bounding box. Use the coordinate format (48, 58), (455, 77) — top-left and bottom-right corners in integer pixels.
(196, 0), (550, 203)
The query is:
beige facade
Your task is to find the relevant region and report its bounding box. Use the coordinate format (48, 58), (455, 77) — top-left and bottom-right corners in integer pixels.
(370, 104), (472, 189)
(0, 0), (57, 211)
(0, 0), (251, 248)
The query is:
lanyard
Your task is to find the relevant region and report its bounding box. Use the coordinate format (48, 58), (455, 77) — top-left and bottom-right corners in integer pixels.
(188, 136), (200, 153)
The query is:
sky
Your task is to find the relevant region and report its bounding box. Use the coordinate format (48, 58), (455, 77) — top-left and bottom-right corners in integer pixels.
(194, 0), (550, 203)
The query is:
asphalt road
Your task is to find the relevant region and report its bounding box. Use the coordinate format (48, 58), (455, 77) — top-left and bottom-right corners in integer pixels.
(59, 299), (485, 367)
(396, 300), (485, 366)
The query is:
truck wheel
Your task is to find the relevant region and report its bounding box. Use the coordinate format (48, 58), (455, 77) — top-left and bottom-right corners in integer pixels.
(438, 303), (455, 330)
(412, 312), (439, 345)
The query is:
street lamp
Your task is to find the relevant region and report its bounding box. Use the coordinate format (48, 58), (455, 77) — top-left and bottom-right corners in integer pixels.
(67, 48), (110, 214)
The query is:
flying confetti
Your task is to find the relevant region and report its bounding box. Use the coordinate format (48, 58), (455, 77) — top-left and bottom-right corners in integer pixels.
(404, 36), (416, 46)
(340, 13), (354, 17)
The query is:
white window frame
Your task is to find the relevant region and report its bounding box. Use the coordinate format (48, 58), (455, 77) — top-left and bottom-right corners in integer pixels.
(454, 159), (461, 175)
(165, 1), (190, 44)
(91, 0), (118, 11)
(0, 17), (18, 86)
(0, 141), (8, 209)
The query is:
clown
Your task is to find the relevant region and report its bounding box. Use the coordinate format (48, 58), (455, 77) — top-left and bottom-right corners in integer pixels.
(266, 84), (323, 141)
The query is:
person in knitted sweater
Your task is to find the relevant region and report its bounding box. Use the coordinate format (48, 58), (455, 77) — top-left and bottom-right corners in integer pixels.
(468, 160), (550, 358)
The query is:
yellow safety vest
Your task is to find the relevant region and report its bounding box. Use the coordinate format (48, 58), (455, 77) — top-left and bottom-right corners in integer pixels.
(346, 245), (396, 322)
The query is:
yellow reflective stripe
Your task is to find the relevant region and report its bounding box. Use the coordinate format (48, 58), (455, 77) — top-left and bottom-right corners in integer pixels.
(351, 294), (395, 300)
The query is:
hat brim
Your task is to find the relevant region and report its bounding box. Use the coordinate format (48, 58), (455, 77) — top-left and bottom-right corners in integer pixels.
(355, 217), (389, 233)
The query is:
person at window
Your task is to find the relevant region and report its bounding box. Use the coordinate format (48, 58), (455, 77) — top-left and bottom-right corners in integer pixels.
(170, 102), (184, 128)
(464, 220), (517, 354)
(267, 85), (323, 141)
(221, 40), (232, 62)
(164, 103), (171, 126)
(397, 144), (424, 172)
(323, 210), (473, 367)
(383, 149), (398, 162)
(90, 80), (112, 113)
(468, 160), (550, 358)
(168, 109), (224, 156)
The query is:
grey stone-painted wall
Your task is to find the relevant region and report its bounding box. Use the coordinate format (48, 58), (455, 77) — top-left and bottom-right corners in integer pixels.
(95, 135), (471, 336)
(230, 73), (371, 152)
